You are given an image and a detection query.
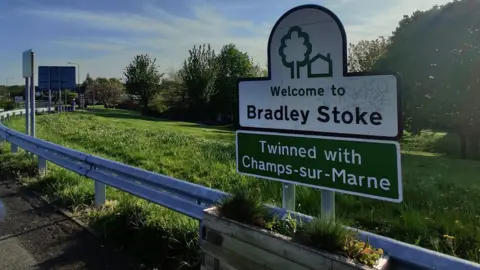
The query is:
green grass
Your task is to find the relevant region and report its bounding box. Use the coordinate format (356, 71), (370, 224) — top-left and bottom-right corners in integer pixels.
(2, 108), (480, 266)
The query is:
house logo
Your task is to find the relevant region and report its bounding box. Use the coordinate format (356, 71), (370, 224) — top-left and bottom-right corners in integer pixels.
(279, 26), (333, 79)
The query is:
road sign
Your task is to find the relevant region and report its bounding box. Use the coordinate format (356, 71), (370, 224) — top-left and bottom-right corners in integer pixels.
(238, 5), (401, 140)
(38, 66), (77, 91)
(22, 50), (33, 78)
(236, 130), (402, 202)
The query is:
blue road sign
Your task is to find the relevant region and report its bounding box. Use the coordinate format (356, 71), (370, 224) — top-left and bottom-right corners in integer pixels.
(38, 66), (77, 91)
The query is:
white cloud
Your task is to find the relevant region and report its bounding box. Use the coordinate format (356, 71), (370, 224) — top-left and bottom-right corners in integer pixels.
(50, 39), (128, 52)
(24, 3), (270, 81)
(23, 0), (452, 81)
(342, 0), (452, 44)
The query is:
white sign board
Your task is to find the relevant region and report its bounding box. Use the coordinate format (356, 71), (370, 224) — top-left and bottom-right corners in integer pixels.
(238, 5), (401, 140)
(22, 49), (33, 78)
(14, 96), (23, 102)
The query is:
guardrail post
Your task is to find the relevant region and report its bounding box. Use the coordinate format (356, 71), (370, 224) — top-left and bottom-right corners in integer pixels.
(321, 190), (335, 221)
(95, 181), (106, 207)
(11, 143), (18, 153)
(38, 157), (47, 176)
(282, 183), (296, 211)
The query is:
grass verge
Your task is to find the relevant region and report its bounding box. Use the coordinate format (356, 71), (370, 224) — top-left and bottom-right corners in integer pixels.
(1, 108), (480, 264)
(0, 144), (200, 269)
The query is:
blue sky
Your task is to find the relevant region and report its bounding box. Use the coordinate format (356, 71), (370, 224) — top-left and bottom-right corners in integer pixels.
(1, 0), (451, 85)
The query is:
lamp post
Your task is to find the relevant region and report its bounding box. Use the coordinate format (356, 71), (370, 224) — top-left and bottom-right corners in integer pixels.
(66, 61), (82, 108)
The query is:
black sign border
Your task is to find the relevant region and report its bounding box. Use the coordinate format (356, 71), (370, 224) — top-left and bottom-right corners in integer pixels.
(236, 4), (403, 141)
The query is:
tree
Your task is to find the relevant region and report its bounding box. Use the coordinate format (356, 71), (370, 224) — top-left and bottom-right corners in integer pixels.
(100, 78), (126, 107)
(0, 85), (24, 99)
(82, 73), (96, 104)
(376, 0), (480, 159)
(180, 44), (218, 120)
(151, 70), (187, 116)
(123, 54), (164, 110)
(348, 37), (389, 72)
(213, 44), (261, 122)
(260, 65), (268, 77)
(86, 77), (126, 108)
(279, 26), (312, 79)
(63, 90), (78, 104)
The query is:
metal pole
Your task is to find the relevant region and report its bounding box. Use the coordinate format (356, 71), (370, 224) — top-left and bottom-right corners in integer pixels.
(48, 67), (51, 113)
(48, 89), (52, 113)
(95, 181), (106, 207)
(67, 62), (81, 109)
(38, 157), (47, 176)
(30, 52), (35, 137)
(321, 191), (335, 221)
(58, 90), (62, 112)
(282, 183), (296, 211)
(58, 70), (62, 113)
(11, 144), (18, 153)
(25, 78), (30, 135)
(78, 65), (83, 108)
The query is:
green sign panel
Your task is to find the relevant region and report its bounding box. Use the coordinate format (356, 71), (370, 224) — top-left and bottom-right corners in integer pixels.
(236, 131), (402, 202)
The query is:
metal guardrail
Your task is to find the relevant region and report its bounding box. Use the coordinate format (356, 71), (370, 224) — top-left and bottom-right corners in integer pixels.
(0, 108), (479, 270)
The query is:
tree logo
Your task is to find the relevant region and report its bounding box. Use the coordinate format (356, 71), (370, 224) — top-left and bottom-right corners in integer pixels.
(279, 26), (333, 79)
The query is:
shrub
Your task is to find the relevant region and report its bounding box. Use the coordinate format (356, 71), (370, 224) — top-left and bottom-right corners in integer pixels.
(0, 99), (16, 110)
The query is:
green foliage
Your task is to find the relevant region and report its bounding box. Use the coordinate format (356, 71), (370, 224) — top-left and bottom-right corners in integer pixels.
(150, 70), (188, 116)
(0, 149), (38, 177)
(216, 189), (268, 227)
(0, 85), (24, 98)
(124, 54), (164, 109)
(62, 90), (78, 104)
(348, 36), (389, 72)
(86, 197), (199, 268)
(85, 77), (125, 108)
(216, 191), (384, 267)
(213, 44), (261, 122)
(147, 94), (168, 114)
(152, 43), (262, 122)
(375, 0), (480, 159)
(81, 73), (96, 104)
(0, 99), (16, 110)
(265, 213), (302, 237)
(343, 237), (384, 266)
(180, 44), (219, 120)
(293, 218), (353, 254)
(0, 144), (199, 269)
(294, 218), (384, 266)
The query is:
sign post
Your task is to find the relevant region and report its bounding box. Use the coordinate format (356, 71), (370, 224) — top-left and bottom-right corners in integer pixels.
(30, 52), (36, 137)
(22, 49), (33, 136)
(236, 4), (403, 220)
